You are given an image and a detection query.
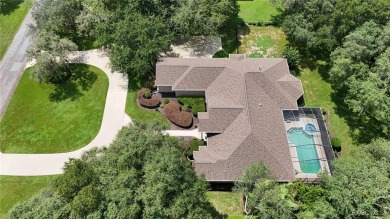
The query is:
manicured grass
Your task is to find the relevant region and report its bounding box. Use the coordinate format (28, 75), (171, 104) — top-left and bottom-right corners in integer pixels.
(0, 175), (57, 218)
(177, 96), (205, 116)
(239, 26), (287, 58)
(125, 80), (169, 128)
(0, 0), (33, 60)
(0, 64), (108, 153)
(207, 192), (244, 217)
(298, 65), (354, 155)
(237, 0), (279, 23)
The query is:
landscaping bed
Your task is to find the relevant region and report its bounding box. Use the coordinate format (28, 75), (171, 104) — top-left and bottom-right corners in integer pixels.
(137, 88), (161, 108)
(163, 101), (193, 128)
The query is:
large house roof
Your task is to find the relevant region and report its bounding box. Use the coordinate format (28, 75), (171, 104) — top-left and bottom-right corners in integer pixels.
(156, 54), (304, 182)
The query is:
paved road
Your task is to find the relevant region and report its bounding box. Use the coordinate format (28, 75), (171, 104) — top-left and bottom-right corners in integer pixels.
(0, 50), (130, 175)
(0, 8), (33, 118)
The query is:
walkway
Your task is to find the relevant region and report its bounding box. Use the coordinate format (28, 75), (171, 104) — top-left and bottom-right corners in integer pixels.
(163, 129), (202, 139)
(0, 50), (130, 175)
(0, 7), (33, 118)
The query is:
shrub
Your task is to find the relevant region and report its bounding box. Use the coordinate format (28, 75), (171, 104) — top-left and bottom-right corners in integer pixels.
(331, 137), (341, 147)
(160, 103), (165, 108)
(163, 98), (169, 104)
(164, 101), (193, 127)
(137, 88), (160, 108)
(144, 92), (152, 99)
(177, 97), (205, 117)
(283, 46), (301, 68)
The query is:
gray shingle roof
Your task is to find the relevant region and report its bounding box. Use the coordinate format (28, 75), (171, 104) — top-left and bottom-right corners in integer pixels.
(156, 54), (304, 182)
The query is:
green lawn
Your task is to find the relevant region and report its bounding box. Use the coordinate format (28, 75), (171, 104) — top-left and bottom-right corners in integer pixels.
(298, 65), (354, 155)
(0, 175), (57, 218)
(239, 26), (287, 58)
(0, 0), (33, 60)
(125, 80), (169, 128)
(237, 0), (279, 23)
(207, 192), (244, 217)
(0, 64), (109, 153)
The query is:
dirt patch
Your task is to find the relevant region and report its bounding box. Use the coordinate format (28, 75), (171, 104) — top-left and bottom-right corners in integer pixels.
(238, 26), (287, 58)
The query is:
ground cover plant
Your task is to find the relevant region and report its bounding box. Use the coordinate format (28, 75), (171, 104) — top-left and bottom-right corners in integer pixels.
(164, 101), (193, 128)
(7, 121), (219, 218)
(177, 96), (205, 116)
(238, 26), (287, 58)
(0, 0), (33, 60)
(0, 175), (57, 218)
(0, 64), (108, 153)
(236, 0), (279, 23)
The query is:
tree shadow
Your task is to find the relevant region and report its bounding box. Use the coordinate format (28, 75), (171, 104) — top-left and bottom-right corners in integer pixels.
(0, 0), (23, 15)
(49, 64), (98, 102)
(331, 90), (385, 144)
(218, 15), (248, 56)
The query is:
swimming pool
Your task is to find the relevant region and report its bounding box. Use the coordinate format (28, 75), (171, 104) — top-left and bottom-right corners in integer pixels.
(288, 127), (321, 173)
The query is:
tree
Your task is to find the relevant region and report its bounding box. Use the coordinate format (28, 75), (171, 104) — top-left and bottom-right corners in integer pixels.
(280, 0), (390, 55)
(98, 8), (172, 80)
(234, 162), (295, 218)
(170, 0), (238, 37)
(329, 22), (390, 137)
(320, 149), (390, 218)
(27, 31), (77, 83)
(283, 46), (301, 69)
(30, 0), (82, 40)
(8, 121), (217, 218)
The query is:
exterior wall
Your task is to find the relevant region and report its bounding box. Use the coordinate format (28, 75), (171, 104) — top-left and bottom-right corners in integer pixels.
(157, 86), (173, 92)
(175, 90), (205, 97)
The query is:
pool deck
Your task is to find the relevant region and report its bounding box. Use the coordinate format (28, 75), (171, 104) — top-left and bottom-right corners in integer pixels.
(284, 116), (331, 180)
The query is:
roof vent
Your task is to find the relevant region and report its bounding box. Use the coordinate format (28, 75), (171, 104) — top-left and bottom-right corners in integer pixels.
(258, 65), (262, 71)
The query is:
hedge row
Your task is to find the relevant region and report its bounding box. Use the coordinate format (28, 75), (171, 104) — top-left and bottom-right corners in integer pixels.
(164, 101), (193, 128)
(137, 88), (160, 108)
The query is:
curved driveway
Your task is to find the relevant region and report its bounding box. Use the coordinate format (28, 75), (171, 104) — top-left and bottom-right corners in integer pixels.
(0, 50), (130, 175)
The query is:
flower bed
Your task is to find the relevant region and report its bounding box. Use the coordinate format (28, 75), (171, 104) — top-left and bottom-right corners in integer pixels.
(137, 88), (160, 108)
(164, 101), (193, 128)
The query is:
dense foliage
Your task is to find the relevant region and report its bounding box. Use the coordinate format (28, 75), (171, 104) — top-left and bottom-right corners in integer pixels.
(329, 22), (390, 137)
(278, 0), (390, 139)
(279, 0), (390, 55)
(29, 0), (238, 81)
(235, 139), (390, 218)
(8, 121), (217, 218)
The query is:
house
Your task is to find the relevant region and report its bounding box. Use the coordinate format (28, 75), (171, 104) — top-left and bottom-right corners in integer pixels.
(155, 54), (334, 183)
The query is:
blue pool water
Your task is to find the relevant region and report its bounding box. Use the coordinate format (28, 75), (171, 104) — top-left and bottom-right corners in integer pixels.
(288, 128), (321, 173)
(305, 123), (316, 134)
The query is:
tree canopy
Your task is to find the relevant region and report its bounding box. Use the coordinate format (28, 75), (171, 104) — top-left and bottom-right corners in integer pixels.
(329, 22), (390, 137)
(29, 0), (238, 81)
(8, 121), (218, 218)
(279, 0), (390, 55)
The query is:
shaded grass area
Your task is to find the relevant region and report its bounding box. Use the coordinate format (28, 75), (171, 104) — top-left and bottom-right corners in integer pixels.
(236, 0), (279, 23)
(207, 192), (244, 217)
(0, 175), (57, 218)
(239, 26), (287, 58)
(125, 79), (169, 128)
(0, 64), (108, 153)
(0, 0), (33, 60)
(298, 63), (353, 155)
